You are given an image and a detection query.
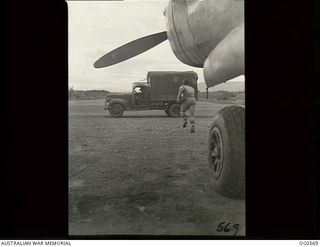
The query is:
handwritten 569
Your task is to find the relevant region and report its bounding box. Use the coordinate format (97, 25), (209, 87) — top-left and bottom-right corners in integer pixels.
(216, 222), (240, 236)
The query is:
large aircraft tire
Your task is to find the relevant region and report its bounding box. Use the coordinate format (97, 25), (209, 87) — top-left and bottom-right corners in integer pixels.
(109, 103), (125, 118)
(167, 103), (181, 117)
(208, 105), (245, 199)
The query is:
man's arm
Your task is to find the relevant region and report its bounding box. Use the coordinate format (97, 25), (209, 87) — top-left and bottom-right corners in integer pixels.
(176, 85), (184, 103)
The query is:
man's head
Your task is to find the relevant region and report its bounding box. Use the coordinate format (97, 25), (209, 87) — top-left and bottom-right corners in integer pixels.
(182, 79), (191, 85)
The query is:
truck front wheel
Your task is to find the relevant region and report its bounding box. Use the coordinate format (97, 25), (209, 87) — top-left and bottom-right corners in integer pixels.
(167, 103), (181, 117)
(109, 103), (124, 117)
(208, 106), (245, 199)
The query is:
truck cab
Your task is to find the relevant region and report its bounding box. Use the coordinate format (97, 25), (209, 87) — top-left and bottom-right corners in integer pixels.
(132, 83), (150, 108)
(104, 71), (198, 117)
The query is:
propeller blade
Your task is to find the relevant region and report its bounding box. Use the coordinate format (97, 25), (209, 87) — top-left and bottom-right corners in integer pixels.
(94, 31), (168, 68)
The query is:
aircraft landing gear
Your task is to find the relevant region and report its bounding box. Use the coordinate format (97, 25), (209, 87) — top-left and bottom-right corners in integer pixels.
(208, 105), (245, 199)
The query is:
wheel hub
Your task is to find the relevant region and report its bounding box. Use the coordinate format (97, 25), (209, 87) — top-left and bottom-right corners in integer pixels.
(112, 105), (121, 114)
(209, 126), (223, 178)
(173, 107), (180, 115)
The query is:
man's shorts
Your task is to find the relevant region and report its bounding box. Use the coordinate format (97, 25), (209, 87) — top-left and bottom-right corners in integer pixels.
(180, 97), (196, 116)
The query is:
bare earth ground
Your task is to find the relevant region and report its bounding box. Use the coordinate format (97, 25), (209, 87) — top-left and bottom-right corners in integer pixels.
(69, 99), (245, 236)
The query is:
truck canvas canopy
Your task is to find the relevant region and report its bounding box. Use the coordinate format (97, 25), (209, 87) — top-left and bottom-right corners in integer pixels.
(147, 71), (198, 101)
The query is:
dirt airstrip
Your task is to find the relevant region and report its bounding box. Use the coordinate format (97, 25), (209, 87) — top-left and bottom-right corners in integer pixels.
(69, 99), (245, 235)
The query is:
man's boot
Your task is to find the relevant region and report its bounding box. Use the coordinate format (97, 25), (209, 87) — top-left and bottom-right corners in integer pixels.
(183, 119), (188, 128)
(182, 114), (188, 128)
(190, 120), (195, 133)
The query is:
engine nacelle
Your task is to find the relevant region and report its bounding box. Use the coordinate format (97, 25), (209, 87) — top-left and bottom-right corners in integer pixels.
(204, 22), (244, 87)
(165, 0), (244, 68)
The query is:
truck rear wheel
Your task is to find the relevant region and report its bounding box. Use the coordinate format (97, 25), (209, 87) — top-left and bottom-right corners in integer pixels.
(167, 103), (180, 117)
(109, 103), (124, 117)
(208, 106), (245, 199)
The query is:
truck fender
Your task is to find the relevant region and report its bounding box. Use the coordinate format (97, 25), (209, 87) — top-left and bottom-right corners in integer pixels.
(108, 99), (129, 110)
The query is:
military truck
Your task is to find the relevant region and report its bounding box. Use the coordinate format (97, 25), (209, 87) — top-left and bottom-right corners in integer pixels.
(104, 71), (198, 117)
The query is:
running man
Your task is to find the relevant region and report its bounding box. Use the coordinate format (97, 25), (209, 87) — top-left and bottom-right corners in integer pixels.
(176, 79), (197, 133)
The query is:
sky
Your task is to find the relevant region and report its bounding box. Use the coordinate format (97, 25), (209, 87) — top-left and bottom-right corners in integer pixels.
(68, 0), (244, 92)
